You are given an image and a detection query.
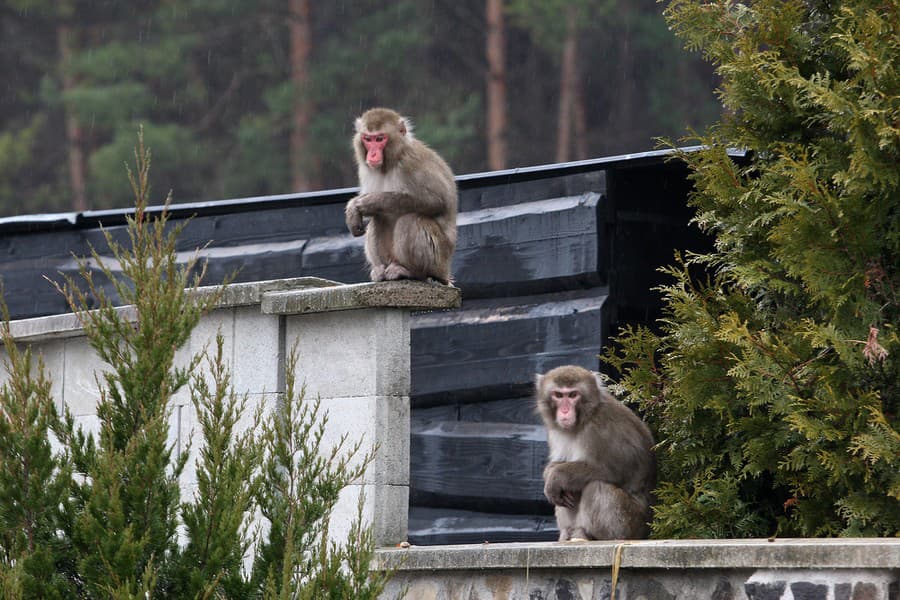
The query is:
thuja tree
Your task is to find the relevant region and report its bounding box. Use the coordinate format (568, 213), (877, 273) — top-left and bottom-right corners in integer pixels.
(0, 135), (393, 597)
(605, 0), (898, 537)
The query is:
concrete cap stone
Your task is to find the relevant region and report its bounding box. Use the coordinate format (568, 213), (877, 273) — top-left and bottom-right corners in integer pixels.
(7, 306), (138, 343)
(373, 538), (900, 572)
(261, 280), (462, 315)
(192, 276), (342, 308)
(4, 277), (344, 343)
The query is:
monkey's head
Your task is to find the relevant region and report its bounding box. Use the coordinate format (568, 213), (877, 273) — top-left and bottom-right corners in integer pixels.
(536, 365), (601, 430)
(353, 107), (412, 171)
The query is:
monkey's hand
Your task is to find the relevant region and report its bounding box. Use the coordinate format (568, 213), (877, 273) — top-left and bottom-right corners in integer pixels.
(544, 466), (579, 509)
(345, 198), (366, 237)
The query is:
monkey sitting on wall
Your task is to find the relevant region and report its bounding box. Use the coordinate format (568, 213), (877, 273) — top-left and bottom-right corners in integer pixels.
(536, 365), (656, 541)
(345, 107), (458, 284)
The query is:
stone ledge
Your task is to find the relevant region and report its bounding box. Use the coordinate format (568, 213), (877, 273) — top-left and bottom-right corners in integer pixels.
(5, 279), (458, 344)
(193, 276), (341, 307)
(3, 277), (343, 343)
(373, 539), (900, 572)
(7, 306), (138, 343)
(261, 280), (462, 315)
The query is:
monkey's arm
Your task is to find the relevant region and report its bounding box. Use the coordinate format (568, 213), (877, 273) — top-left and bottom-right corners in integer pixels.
(544, 460), (625, 508)
(349, 191), (447, 218)
(345, 191), (433, 236)
(345, 200), (367, 236)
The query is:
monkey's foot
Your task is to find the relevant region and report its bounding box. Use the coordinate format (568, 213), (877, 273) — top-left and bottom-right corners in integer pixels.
(370, 265), (387, 281)
(568, 527), (591, 542)
(384, 262), (413, 280)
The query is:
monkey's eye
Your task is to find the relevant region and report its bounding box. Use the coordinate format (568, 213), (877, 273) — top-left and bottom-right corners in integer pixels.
(374, 134), (386, 143)
(568, 391), (578, 399)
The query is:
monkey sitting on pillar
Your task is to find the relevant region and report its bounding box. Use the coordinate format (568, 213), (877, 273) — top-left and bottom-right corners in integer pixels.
(345, 107), (458, 285)
(536, 365), (656, 541)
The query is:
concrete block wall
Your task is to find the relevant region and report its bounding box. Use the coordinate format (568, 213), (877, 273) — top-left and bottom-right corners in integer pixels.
(373, 539), (900, 600)
(2, 277), (461, 547)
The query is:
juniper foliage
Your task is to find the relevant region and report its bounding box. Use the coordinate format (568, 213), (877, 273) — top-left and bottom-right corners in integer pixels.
(0, 304), (74, 598)
(0, 133), (396, 597)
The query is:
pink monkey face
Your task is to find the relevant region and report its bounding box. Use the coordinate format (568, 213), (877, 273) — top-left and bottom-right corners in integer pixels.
(551, 387), (580, 429)
(361, 133), (388, 168)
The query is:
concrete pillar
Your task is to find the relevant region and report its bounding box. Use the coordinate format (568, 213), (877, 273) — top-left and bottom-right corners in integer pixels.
(261, 280), (461, 546)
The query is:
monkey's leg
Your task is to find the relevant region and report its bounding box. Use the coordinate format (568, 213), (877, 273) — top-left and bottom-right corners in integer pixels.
(364, 218), (393, 282)
(577, 481), (650, 540)
(391, 214), (451, 283)
(554, 505), (578, 542)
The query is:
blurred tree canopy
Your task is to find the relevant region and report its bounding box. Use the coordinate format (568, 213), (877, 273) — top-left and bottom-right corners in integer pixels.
(0, 0), (719, 216)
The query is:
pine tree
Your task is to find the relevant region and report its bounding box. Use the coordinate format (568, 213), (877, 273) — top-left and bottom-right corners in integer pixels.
(606, 0), (899, 537)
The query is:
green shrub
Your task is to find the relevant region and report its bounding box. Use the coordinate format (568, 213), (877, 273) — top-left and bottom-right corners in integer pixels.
(0, 133), (395, 597)
(605, 0), (899, 537)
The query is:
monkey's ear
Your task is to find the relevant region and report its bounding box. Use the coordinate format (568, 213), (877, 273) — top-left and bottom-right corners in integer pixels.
(398, 117), (412, 137)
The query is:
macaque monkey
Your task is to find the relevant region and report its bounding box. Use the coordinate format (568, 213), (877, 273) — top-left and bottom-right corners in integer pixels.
(536, 365), (656, 541)
(345, 107), (458, 284)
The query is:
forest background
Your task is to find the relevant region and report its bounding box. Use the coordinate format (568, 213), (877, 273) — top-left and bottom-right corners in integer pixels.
(0, 0), (720, 217)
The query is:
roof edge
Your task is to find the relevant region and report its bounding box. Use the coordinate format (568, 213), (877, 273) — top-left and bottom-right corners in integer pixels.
(0, 146), (747, 235)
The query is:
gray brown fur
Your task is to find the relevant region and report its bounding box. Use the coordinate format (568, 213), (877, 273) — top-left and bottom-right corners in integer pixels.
(345, 107), (458, 284)
(536, 365), (656, 541)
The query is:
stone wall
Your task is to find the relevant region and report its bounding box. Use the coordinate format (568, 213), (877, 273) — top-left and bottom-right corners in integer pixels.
(2, 277), (460, 546)
(373, 539), (899, 600)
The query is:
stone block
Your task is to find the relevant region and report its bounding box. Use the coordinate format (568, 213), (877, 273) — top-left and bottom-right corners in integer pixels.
(193, 276), (340, 308)
(262, 279), (461, 315)
(285, 308), (409, 400)
(791, 581), (829, 600)
(712, 578), (737, 600)
(317, 395), (409, 486)
(850, 582), (878, 600)
(746, 569), (898, 600)
(187, 308), (235, 379)
(744, 580), (788, 600)
(231, 307), (280, 394)
(628, 577), (676, 600)
(35, 339), (66, 414)
(63, 336), (110, 416)
(332, 483), (408, 547)
(7, 307), (136, 343)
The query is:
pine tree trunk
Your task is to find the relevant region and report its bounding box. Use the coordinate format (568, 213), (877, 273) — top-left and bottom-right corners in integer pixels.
(289, 0), (317, 191)
(573, 51), (588, 160)
(556, 7), (578, 163)
(485, 0), (507, 170)
(57, 23), (87, 212)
